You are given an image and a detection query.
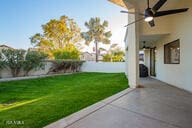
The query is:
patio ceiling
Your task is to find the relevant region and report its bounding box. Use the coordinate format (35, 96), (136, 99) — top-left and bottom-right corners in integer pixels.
(109, 0), (191, 49)
(140, 34), (169, 42)
(109, 0), (188, 10)
(139, 34), (169, 49)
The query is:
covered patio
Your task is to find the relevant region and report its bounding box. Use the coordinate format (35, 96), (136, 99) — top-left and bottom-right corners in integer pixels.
(109, 0), (192, 92)
(45, 1), (192, 127)
(46, 78), (192, 128)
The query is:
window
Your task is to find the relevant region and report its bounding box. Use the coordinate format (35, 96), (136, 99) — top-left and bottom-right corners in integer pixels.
(164, 39), (180, 64)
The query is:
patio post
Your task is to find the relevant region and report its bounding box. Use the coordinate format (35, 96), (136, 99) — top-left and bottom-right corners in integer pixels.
(126, 8), (140, 88)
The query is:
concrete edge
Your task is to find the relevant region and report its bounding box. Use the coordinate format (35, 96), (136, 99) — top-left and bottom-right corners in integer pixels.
(44, 88), (134, 128)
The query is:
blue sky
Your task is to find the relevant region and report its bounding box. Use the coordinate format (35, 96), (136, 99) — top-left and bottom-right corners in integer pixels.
(0, 0), (127, 51)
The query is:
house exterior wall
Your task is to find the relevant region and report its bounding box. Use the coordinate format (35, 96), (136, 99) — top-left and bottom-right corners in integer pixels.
(108, 0), (192, 92)
(144, 2), (192, 92)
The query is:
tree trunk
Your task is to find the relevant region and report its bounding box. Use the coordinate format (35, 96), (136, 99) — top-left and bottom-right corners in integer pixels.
(11, 69), (16, 77)
(95, 41), (98, 62)
(24, 69), (31, 76)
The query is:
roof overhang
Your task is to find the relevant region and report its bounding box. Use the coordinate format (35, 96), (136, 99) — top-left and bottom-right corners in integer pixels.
(108, 0), (140, 9)
(108, 0), (127, 8)
(108, 0), (183, 10)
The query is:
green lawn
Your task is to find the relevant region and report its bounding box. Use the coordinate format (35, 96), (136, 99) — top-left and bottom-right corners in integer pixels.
(0, 73), (128, 128)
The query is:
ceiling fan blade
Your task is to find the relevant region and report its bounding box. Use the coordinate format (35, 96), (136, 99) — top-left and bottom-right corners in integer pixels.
(120, 10), (144, 15)
(148, 20), (155, 27)
(154, 8), (189, 17)
(124, 18), (144, 27)
(152, 0), (167, 13)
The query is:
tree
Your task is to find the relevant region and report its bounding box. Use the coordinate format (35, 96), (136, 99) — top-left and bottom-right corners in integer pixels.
(101, 44), (125, 62)
(23, 51), (47, 76)
(103, 53), (112, 62)
(99, 43), (118, 54)
(53, 43), (80, 60)
(112, 47), (125, 55)
(100, 43), (117, 62)
(1, 49), (26, 77)
(31, 16), (82, 59)
(0, 49), (47, 77)
(0, 53), (4, 69)
(81, 17), (112, 62)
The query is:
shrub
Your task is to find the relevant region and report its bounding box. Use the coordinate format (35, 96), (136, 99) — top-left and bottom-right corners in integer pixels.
(112, 55), (124, 62)
(48, 60), (84, 74)
(0, 49), (47, 77)
(53, 44), (80, 60)
(103, 54), (112, 62)
(103, 54), (124, 62)
(23, 51), (48, 76)
(0, 53), (4, 69)
(1, 49), (26, 77)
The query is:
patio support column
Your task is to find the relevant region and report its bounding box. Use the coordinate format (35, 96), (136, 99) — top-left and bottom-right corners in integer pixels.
(126, 8), (140, 88)
(144, 49), (151, 75)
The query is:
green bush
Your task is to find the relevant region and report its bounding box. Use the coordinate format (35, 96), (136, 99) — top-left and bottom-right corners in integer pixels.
(103, 54), (112, 62)
(49, 60), (84, 74)
(103, 54), (124, 62)
(1, 49), (26, 77)
(0, 53), (4, 69)
(112, 55), (124, 62)
(0, 49), (47, 77)
(53, 44), (80, 60)
(23, 51), (48, 76)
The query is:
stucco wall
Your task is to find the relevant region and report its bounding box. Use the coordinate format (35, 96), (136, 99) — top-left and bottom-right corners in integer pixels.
(0, 61), (53, 78)
(148, 2), (192, 92)
(81, 62), (125, 73)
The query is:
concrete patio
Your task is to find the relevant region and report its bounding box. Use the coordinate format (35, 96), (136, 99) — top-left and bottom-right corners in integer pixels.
(46, 78), (192, 128)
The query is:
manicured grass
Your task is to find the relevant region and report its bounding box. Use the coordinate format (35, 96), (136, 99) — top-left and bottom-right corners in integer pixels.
(0, 73), (128, 128)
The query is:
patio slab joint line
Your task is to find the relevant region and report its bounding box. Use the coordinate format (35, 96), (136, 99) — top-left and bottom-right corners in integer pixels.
(44, 88), (134, 128)
(65, 89), (134, 128)
(108, 104), (182, 128)
(64, 88), (134, 128)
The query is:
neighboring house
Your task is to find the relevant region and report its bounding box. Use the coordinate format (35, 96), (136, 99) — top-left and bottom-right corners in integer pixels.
(28, 48), (38, 52)
(109, 0), (192, 92)
(80, 52), (96, 61)
(98, 54), (104, 61)
(80, 52), (104, 61)
(0, 45), (13, 51)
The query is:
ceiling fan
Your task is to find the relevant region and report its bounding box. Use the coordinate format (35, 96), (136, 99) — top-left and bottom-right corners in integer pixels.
(121, 0), (189, 27)
(142, 41), (150, 50)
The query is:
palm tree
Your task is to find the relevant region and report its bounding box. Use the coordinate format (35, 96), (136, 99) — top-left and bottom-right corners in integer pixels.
(100, 44), (125, 62)
(81, 17), (112, 62)
(99, 43), (118, 54)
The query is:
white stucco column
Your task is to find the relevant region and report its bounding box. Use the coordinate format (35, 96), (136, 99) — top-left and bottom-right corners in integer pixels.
(125, 49), (128, 77)
(144, 49), (150, 75)
(126, 8), (140, 88)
